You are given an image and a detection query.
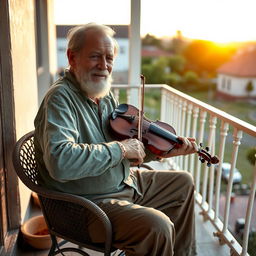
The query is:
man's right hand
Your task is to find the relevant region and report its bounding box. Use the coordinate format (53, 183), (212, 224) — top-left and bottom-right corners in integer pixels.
(120, 139), (146, 166)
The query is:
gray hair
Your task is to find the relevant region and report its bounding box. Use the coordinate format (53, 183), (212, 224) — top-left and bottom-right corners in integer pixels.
(67, 23), (118, 54)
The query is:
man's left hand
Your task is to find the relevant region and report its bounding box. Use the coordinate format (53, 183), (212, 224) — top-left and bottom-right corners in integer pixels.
(162, 137), (198, 158)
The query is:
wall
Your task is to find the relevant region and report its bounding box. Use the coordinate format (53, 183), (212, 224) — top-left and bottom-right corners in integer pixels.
(217, 74), (256, 97)
(36, 0), (57, 105)
(9, 0), (38, 221)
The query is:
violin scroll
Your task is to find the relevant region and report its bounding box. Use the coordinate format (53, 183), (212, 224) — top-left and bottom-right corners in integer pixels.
(198, 143), (219, 167)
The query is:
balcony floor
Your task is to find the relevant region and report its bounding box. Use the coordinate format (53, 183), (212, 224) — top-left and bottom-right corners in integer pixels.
(16, 161), (232, 255)
(16, 204), (231, 256)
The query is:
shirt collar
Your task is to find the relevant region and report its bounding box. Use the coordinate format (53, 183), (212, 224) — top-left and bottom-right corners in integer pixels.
(64, 68), (81, 93)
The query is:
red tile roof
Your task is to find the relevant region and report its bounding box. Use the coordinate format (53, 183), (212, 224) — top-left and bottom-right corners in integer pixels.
(217, 47), (256, 77)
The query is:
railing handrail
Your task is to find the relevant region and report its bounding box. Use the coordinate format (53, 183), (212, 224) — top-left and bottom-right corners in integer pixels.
(112, 84), (256, 137)
(112, 83), (255, 256)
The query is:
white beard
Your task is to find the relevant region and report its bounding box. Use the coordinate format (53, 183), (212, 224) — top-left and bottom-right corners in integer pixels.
(74, 68), (112, 99)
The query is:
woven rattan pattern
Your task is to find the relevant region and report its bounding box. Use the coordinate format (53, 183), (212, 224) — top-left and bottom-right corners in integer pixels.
(19, 136), (38, 185)
(41, 197), (93, 244)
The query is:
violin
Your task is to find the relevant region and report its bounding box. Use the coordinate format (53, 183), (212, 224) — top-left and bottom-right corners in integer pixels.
(109, 75), (219, 167)
(109, 103), (219, 166)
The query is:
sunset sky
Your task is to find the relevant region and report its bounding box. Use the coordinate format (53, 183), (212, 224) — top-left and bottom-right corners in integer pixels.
(54, 0), (256, 43)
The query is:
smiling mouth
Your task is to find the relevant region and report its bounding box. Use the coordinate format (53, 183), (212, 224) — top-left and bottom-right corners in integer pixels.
(93, 74), (107, 79)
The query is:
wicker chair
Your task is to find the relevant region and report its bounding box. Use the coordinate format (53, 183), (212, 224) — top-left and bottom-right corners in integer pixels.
(12, 131), (125, 256)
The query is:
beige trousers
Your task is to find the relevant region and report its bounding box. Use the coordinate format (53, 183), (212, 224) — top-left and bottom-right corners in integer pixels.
(90, 169), (195, 256)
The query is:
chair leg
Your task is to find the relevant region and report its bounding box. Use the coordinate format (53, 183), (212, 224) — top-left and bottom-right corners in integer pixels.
(54, 247), (90, 255)
(48, 234), (58, 256)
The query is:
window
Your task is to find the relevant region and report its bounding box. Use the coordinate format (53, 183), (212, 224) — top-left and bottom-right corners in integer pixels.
(227, 79), (231, 90)
(120, 46), (125, 54)
(222, 77), (226, 89)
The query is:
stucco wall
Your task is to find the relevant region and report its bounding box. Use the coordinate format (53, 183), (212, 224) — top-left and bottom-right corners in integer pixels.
(37, 0), (57, 105)
(9, 0), (38, 221)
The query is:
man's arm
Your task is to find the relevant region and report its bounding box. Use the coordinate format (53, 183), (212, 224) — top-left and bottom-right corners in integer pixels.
(36, 91), (124, 182)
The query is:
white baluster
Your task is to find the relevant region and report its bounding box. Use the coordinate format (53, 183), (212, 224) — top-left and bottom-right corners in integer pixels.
(160, 88), (167, 122)
(201, 115), (217, 205)
(126, 88), (131, 104)
(173, 96), (178, 128)
(173, 96), (179, 168)
(184, 103), (192, 172)
(195, 110), (207, 196)
(223, 129), (243, 233)
(207, 116), (217, 211)
(113, 88), (120, 102)
(166, 92), (171, 124)
(168, 93), (174, 124)
(189, 106), (199, 179)
(179, 100), (187, 170)
(178, 98), (183, 169)
(214, 121), (229, 221)
(241, 157), (256, 256)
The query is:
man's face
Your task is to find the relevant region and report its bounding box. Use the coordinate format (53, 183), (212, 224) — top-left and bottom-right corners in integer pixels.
(69, 31), (116, 98)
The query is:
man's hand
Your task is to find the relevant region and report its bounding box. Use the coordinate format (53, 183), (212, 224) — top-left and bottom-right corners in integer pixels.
(120, 139), (146, 166)
(163, 137), (198, 158)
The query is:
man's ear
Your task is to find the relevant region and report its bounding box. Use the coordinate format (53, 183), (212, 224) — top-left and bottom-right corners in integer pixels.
(67, 49), (77, 69)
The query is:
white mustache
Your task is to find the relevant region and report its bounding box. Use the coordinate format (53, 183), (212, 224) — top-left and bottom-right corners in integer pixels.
(92, 71), (109, 76)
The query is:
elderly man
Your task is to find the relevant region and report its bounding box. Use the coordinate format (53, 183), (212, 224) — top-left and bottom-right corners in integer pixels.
(34, 23), (197, 256)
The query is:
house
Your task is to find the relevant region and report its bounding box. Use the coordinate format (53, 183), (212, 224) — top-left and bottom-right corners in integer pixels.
(56, 25), (129, 84)
(217, 46), (256, 99)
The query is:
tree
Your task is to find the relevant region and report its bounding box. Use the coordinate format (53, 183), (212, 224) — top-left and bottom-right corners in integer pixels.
(167, 55), (186, 73)
(184, 71), (199, 84)
(142, 34), (162, 48)
(247, 147), (256, 165)
(165, 72), (182, 86)
(245, 81), (254, 97)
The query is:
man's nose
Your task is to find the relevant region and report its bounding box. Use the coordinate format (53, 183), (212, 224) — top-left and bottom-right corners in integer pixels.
(97, 57), (108, 70)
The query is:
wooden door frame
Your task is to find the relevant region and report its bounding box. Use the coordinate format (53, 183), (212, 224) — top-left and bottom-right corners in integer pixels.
(0, 0), (21, 254)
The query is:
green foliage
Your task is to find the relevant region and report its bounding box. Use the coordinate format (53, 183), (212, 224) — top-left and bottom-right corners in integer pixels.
(184, 71), (199, 84)
(167, 55), (186, 73)
(142, 57), (172, 84)
(165, 72), (182, 86)
(141, 62), (165, 84)
(141, 57), (153, 66)
(246, 147), (256, 165)
(245, 81), (254, 96)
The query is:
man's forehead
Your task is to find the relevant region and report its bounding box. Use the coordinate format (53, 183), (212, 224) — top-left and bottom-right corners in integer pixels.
(82, 31), (115, 53)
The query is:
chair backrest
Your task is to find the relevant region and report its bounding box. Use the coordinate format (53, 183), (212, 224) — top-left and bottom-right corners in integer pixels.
(12, 131), (40, 193)
(13, 131), (115, 255)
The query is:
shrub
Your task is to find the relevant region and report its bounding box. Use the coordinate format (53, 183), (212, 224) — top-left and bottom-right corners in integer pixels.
(247, 147), (256, 165)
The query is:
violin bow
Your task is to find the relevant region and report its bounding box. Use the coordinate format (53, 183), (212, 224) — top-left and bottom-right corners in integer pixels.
(138, 75), (145, 142)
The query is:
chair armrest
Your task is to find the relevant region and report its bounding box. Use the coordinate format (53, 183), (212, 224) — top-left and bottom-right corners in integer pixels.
(37, 189), (112, 247)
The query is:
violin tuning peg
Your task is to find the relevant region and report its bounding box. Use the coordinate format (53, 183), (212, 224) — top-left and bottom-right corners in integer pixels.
(207, 162), (211, 167)
(199, 143), (203, 147)
(206, 146), (209, 151)
(201, 159), (205, 163)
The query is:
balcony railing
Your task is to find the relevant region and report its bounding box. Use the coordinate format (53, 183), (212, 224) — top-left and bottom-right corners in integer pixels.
(112, 84), (256, 256)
